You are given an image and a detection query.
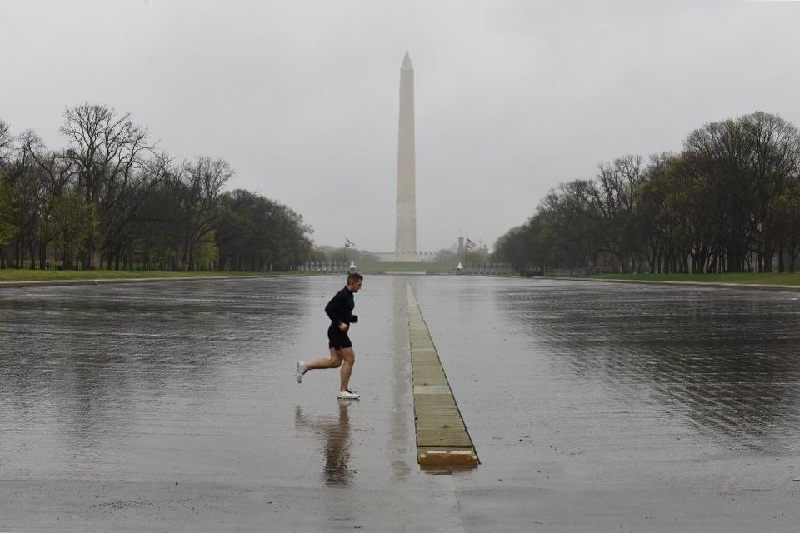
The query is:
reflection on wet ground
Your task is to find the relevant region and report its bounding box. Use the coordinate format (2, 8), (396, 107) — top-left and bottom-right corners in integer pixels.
(411, 277), (800, 459)
(0, 276), (433, 532)
(295, 400), (354, 486)
(2, 276), (799, 531)
(0, 278), (313, 480)
(495, 281), (800, 454)
(6, 277), (797, 468)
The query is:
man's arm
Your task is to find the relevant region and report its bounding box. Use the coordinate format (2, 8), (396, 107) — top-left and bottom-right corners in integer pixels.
(325, 291), (349, 325)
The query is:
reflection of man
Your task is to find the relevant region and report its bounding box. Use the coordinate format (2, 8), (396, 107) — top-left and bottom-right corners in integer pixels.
(294, 401), (353, 486)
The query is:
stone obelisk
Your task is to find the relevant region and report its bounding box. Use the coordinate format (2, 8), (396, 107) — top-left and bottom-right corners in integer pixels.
(395, 52), (417, 261)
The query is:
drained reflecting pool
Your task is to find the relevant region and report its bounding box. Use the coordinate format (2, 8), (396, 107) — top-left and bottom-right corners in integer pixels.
(1, 276), (799, 531)
(410, 277), (800, 461)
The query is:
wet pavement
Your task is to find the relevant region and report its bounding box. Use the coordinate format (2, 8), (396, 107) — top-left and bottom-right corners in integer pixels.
(1, 276), (799, 531)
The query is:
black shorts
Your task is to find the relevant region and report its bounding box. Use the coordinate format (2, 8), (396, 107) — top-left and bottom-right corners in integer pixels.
(327, 324), (353, 350)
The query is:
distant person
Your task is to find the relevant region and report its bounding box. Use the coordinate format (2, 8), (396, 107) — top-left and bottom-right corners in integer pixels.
(296, 272), (363, 399)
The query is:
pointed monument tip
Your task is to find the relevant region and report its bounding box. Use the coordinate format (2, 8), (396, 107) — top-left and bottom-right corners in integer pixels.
(401, 52), (413, 70)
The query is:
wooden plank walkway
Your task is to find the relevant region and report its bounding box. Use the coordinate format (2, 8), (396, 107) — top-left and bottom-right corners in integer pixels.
(406, 284), (479, 472)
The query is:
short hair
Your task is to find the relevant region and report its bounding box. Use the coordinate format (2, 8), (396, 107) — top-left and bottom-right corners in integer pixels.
(347, 272), (363, 284)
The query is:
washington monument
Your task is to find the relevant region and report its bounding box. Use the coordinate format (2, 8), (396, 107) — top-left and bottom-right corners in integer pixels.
(395, 52), (417, 260)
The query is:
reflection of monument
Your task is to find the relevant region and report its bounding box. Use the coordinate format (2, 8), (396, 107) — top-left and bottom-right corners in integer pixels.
(294, 402), (353, 486)
(395, 52), (417, 261)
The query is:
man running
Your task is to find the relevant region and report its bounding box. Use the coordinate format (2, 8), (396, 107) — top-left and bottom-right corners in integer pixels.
(296, 272), (363, 399)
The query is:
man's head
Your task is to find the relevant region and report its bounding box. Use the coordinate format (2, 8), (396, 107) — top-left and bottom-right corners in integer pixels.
(346, 272), (363, 292)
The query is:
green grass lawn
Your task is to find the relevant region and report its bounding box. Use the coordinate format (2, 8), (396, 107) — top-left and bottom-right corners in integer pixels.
(0, 270), (282, 282)
(591, 272), (800, 286)
(0, 262), (459, 282)
(355, 261), (456, 274)
(7, 266), (797, 287)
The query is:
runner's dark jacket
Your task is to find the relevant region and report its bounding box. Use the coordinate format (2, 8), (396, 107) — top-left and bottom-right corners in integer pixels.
(325, 287), (355, 326)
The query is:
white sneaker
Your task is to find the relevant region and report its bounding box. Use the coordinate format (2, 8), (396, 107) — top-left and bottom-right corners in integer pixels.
(296, 361), (307, 384)
(337, 389), (360, 400)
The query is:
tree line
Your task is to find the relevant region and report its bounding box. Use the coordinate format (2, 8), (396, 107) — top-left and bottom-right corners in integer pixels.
(494, 111), (800, 274)
(0, 103), (314, 271)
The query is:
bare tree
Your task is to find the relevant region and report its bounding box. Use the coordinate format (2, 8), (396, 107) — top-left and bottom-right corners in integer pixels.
(170, 157), (232, 270)
(60, 103), (154, 268)
(0, 120), (13, 167)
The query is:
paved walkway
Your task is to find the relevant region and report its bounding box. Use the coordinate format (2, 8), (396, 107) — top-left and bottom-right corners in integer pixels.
(0, 275), (798, 531)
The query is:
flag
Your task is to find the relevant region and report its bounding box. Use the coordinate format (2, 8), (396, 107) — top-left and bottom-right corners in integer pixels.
(466, 238), (477, 249)
(345, 238), (355, 248)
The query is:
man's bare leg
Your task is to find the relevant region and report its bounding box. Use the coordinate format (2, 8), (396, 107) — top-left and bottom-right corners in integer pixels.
(305, 348), (342, 370)
(338, 348), (355, 391)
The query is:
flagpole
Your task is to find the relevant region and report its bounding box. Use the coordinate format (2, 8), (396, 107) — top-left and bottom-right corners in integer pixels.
(344, 238), (355, 272)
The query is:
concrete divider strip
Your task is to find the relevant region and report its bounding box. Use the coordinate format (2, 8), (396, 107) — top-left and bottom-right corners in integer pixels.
(406, 283), (479, 472)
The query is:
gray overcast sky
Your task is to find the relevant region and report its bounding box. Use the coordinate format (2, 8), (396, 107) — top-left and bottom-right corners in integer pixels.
(2, 1), (799, 253)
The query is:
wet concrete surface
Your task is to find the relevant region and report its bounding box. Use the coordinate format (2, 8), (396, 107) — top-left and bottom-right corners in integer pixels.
(1, 276), (799, 531)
